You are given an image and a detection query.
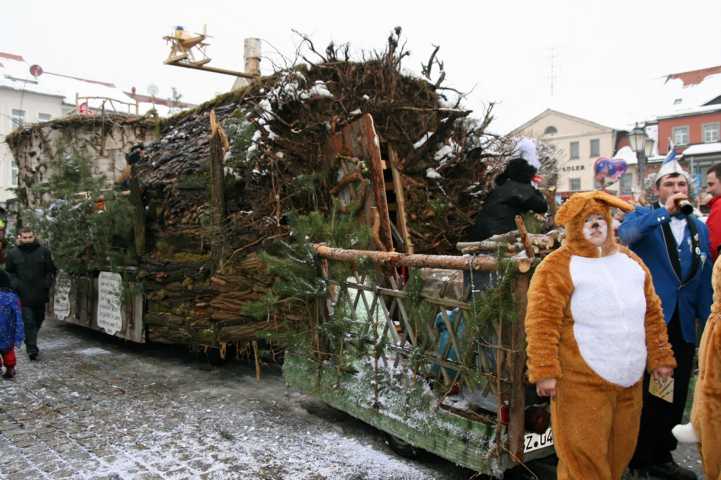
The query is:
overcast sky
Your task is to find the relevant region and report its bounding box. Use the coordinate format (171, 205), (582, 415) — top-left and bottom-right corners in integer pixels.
(3, 0), (720, 133)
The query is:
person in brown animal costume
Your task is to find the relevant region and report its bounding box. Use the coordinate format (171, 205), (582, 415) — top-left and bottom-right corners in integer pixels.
(525, 191), (676, 480)
(672, 257), (721, 480)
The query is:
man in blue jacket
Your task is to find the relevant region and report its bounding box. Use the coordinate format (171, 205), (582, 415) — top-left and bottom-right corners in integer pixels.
(619, 159), (712, 480)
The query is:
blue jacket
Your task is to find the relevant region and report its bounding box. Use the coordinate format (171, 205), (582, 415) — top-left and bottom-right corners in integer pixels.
(618, 206), (713, 344)
(0, 290), (24, 352)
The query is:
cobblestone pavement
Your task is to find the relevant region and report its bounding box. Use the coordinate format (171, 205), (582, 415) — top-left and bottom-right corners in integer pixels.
(0, 320), (472, 480)
(0, 319), (704, 480)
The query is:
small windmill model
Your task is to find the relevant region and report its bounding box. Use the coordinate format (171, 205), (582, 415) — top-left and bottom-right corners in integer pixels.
(164, 25), (211, 67)
(163, 25), (258, 80)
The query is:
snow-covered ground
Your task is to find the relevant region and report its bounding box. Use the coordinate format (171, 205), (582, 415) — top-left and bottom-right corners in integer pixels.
(0, 320), (470, 480)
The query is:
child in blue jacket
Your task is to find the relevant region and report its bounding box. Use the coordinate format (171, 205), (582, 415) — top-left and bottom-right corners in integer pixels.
(0, 269), (24, 379)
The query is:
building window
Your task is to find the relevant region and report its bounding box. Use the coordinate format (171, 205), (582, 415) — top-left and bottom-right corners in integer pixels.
(38, 113), (52, 122)
(569, 178), (581, 191)
(570, 141), (580, 159)
(703, 123), (720, 143)
(590, 138), (600, 157)
(11, 109), (25, 128)
(620, 173), (633, 195)
(672, 126), (689, 145)
(543, 126), (558, 135)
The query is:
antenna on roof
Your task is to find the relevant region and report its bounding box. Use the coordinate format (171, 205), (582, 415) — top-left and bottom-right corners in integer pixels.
(548, 47), (558, 97)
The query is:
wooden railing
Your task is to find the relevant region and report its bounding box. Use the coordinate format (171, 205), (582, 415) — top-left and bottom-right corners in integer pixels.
(311, 245), (532, 462)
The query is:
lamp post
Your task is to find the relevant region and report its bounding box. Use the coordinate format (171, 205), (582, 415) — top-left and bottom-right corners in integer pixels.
(628, 123), (655, 198)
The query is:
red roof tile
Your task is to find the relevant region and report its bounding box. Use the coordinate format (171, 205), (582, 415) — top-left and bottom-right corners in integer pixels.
(0, 52), (25, 62)
(667, 66), (721, 87)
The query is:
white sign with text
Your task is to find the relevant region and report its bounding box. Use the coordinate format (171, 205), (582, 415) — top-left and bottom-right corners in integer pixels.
(53, 271), (71, 321)
(97, 271), (123, 335)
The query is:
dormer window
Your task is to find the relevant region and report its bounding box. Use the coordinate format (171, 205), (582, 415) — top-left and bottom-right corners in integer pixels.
(544, 126), (558, 135)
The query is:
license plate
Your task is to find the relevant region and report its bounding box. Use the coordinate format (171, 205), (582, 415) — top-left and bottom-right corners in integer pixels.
(523, 427), (553, 453)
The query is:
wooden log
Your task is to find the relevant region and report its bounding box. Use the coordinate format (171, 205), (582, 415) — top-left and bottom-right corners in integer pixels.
(456, 230), (561, 254)
(360, 115), (394, 251)
(128, 165), (146, 256)
(208, 110), (226, 267)
(514, 215), (535, 260)
(458, 241), (522, 255)
(388, 146), (413, 254)
(312, 244), (531, 272)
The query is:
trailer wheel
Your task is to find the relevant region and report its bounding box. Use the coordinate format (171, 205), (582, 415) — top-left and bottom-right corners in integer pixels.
(385, 433), (419, 459)
(205, 344), (236, 366)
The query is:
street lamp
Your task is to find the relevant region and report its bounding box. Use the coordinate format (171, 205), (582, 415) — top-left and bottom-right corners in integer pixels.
(628, 123), (655, 197)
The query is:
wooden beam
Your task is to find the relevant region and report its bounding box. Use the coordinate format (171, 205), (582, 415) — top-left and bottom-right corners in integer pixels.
(388, 146), (413, 254)
(312, 244), (531, 272)
(361, 115), (394, 251)
(514, 215), (535, 260)
(165, 59), (259, 79)
(208, 110), (227, 267)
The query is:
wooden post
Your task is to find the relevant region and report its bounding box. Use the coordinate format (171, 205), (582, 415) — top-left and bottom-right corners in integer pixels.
(508, 273), (530, 462)
(514, 215), (535, 260)
(388, 146), (413, 254)
(360, 115), (394, 251)
(208, 110), (227, 267)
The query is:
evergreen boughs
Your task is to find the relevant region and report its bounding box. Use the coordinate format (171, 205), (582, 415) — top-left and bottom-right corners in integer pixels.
(22, 143), (135, 275)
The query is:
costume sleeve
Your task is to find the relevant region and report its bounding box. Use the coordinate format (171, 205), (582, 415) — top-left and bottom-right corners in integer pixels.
(623, 247), (677, 370)
(525, 250), (573, 383)
(643, 265), (677, 370)
(13, 296), (24, 346)
(694, 226), (713, 331)
(697, 314), (721, 395)
(618, 206), (671, 245)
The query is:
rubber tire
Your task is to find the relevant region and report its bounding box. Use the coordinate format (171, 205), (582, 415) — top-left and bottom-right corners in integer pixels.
(205, 346), (232, 366)
(385, 433), (419, 459)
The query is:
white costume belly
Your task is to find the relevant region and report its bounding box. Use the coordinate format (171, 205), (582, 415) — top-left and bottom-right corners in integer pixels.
(570, 252), (647, 387)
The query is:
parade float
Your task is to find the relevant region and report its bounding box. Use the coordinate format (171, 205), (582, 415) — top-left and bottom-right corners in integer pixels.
(6, 29), (560, 476)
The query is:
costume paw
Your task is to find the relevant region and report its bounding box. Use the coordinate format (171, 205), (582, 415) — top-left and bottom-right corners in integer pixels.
(671, 423), (699, 443)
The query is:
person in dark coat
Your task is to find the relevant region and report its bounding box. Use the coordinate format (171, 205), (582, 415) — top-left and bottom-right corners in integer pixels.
(472, 157), (549, 241)
(5, 227), (56, 360)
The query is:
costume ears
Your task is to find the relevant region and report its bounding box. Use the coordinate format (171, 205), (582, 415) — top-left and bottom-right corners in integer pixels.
(555, 191), (633, 226)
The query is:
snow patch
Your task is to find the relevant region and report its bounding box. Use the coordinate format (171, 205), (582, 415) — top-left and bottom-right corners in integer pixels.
(74, 347), (112, 356)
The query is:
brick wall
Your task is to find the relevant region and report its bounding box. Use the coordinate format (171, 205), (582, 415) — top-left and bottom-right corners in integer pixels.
(658, 111), (721, 154)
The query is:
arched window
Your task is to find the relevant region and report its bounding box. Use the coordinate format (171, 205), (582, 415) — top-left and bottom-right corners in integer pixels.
(544, 126), (558, 135)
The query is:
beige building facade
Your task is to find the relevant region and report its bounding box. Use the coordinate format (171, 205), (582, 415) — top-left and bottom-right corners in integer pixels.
(510, 109), (618, 196)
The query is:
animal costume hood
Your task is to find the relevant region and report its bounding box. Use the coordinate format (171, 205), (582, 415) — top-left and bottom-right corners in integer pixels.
(687, 258), (721, 479)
